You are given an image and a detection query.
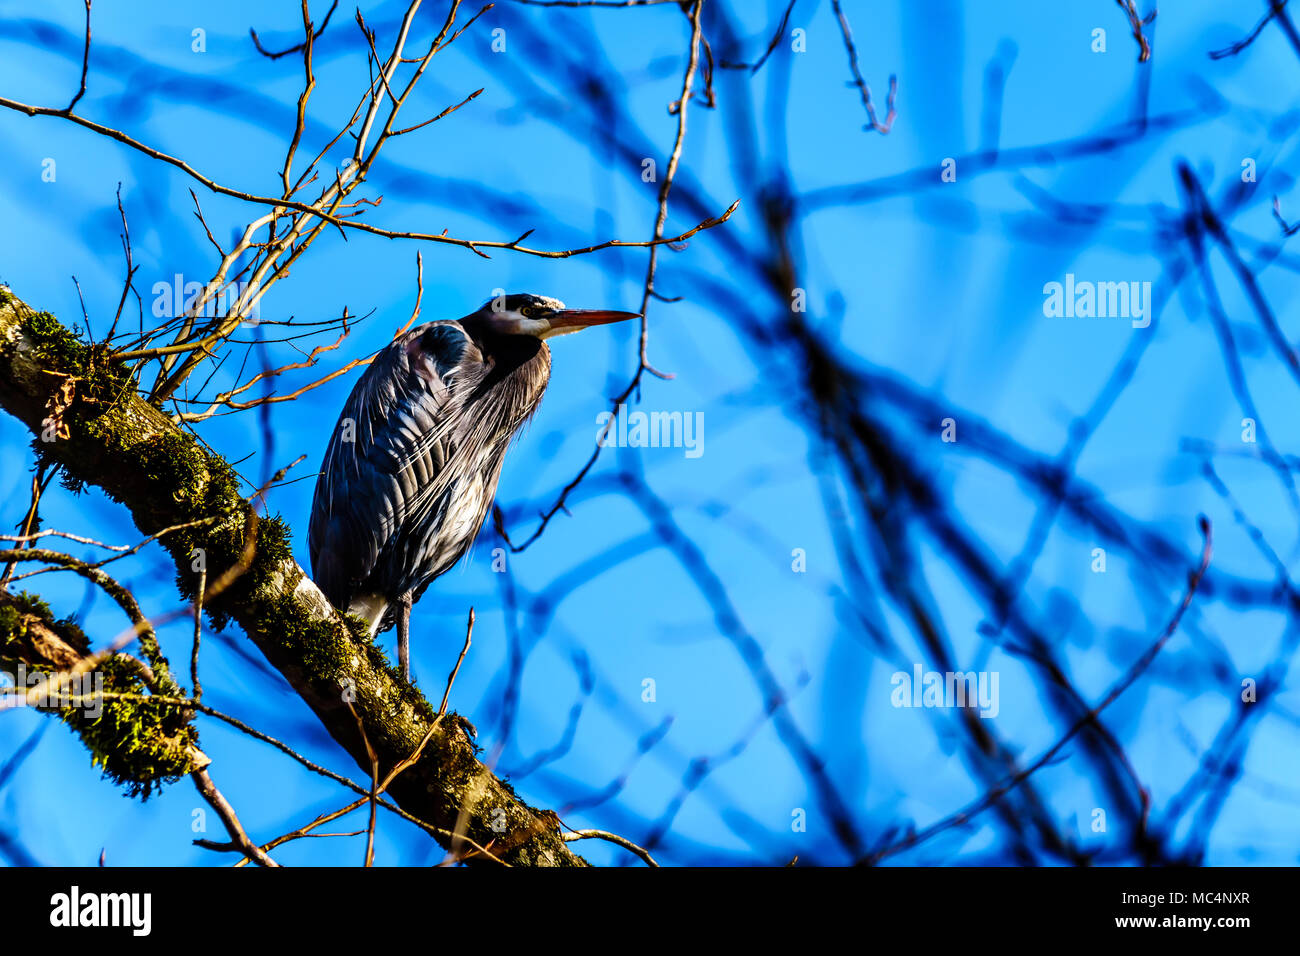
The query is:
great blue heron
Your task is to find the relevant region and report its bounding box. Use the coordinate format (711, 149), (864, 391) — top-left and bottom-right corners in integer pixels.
(308, 293), (639, 679)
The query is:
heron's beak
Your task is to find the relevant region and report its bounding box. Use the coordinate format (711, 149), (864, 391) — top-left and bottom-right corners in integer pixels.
(548, 309), (641, 332)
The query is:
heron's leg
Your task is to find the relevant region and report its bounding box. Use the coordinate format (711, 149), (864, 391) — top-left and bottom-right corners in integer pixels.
(397, 592), (412, 680)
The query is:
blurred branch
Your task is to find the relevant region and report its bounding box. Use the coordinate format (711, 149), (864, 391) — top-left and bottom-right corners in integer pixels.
(866, 518), (1213, 864)
(1273, 195), (1300, 236)
(1209, 1), (1284, 59)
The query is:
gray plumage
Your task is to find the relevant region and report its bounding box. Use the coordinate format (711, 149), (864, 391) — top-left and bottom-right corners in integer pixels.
(307, 293), (637, 678)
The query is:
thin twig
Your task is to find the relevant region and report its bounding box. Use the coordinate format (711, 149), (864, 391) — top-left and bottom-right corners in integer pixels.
(831, 0), (897, 133)
(65, 1), (92, 113)
(1209, 1), (1284, 59)
(346, 701), (380, 867)
(439, 608), (474, 717)
(561, 828), (660, 866)
(191, 768), (279, 866)
(718, 0), (796, 74)
(250, 0), (339, 60)
(0, 96), (737, 262)
(191, 569), (206, 702)
(1115, 0), (1157, 63)
(495, 0), (729, 553)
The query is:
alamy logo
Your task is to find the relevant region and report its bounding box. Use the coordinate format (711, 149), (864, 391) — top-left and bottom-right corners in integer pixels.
(1042, 273), (1151, 328)
(890, 664), (999, 718)
(151, 274), (260, 322)
(0, 664), (102, 718)
(596, 404), (704, 459)
(50, 886), (151, 936)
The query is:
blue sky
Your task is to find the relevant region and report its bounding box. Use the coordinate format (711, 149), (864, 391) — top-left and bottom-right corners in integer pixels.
(1, 0), (1297, 866)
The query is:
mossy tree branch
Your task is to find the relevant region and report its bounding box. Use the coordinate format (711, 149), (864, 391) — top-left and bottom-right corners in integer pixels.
(0, 586), (203, 798)
(0, 286), (585, 866)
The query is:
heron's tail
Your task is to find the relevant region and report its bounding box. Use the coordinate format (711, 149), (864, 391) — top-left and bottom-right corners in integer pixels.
(346, 593), (389, 636)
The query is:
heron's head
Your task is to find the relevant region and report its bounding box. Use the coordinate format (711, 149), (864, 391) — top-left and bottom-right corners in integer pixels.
(475, 293), (640, 340)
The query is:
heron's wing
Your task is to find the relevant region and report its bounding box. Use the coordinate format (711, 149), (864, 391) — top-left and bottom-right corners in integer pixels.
(307, 322), (475, 607)
(391, 338), (550, 566)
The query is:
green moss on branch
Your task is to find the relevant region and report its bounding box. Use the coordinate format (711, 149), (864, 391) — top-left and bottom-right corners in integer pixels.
(0, 591), (202, 799)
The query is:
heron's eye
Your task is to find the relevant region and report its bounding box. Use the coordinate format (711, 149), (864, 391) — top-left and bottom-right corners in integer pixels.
(520, 306), (534, 317)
